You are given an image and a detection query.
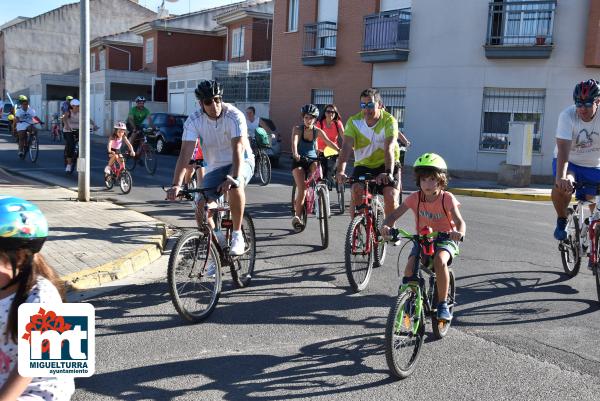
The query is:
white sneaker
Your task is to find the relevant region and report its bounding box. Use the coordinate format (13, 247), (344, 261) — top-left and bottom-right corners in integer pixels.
(65, 164), (72, 173)
(204, 261), (216, 278)
(214, 230), (226, 248)
(229, 231), (245, 256)
(104, 165), (111, 175)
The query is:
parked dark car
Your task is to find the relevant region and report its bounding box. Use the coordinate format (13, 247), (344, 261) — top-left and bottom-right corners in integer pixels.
(142, 112), (187, 154)
(0, 102), (15, 131)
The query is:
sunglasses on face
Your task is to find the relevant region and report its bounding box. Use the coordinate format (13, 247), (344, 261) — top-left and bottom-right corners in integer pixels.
(325, 109), (336, 114)
(360, 101), (376, 110)
(202, 97), (222, 106)
(575, 100), (595, 108)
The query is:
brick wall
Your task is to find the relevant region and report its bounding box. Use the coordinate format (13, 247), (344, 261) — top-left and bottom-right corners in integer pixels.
(107, 45), (143, 71)
(585, 0), (600, 67)
(251, 18), (272, 61)
(270, 0), (375, 153)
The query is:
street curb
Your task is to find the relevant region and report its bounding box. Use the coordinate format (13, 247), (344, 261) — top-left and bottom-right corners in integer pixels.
(449, 187), (552, 201)
(60, 226), (167, 291)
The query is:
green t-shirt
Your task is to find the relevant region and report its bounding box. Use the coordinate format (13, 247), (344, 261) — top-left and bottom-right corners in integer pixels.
(129, 106), (150, 127)
(344, 109), (399, 168)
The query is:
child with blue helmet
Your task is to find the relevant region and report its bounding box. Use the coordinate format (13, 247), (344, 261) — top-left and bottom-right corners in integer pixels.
(0, 196), (74, 400)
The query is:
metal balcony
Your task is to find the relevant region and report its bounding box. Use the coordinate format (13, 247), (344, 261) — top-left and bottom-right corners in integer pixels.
(359, 9), (411, 63)
(484, 0), (557, 59)
(302, 21), (337, 66)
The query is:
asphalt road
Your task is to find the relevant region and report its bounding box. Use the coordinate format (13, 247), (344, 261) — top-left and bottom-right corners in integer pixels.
(1, 130), (600, 400)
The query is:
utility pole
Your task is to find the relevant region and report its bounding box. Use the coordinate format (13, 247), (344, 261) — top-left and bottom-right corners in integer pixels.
(78, 0), (90, 201)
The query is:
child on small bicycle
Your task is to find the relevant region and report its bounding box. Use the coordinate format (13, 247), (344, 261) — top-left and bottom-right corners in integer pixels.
(185, 138), (205, 189)
(105, 121), (135, 175)
(381, 153), (466, 321)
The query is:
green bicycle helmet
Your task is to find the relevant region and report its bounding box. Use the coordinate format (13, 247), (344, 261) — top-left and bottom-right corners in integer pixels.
(0, 196), (48, 253)
(413, 153), (447, 173)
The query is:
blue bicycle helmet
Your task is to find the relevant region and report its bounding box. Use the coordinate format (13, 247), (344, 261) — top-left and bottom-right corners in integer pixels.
(0, 196), (48, 253)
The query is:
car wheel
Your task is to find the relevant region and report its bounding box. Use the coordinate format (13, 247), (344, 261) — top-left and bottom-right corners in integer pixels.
(156, 136), (167, 154)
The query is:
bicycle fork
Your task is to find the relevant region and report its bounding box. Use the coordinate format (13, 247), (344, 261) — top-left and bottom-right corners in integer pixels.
(396, 284), (423, 335)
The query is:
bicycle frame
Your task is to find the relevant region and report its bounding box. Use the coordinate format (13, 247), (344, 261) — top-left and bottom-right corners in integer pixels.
(110, 157), (126, 178)
(349, 177), (380, 255)
(575, 193), (600, 266)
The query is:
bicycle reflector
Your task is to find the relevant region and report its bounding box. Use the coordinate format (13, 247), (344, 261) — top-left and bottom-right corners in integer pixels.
(419, 226), (435, 256)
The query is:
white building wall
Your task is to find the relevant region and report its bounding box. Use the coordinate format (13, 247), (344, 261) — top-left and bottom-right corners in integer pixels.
(372, 0), (595, 176)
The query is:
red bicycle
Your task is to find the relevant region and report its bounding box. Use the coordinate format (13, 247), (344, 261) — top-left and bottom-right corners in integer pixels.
(290, 156), (330, 249)
(50, 113), (61, 142)
(104, 155), (133, 194)
(344, 174), (388, 292)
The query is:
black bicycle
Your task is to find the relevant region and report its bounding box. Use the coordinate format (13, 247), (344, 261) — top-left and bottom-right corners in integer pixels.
(251, 137), (271, 186)
(166, 187), (257, 323)
(19, 119), (42, 163)
(125, 128), (158, 175)
(383, 227), (461, 379)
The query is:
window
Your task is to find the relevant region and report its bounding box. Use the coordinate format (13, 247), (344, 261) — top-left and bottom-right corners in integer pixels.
(99, 50), (106, 70)
(288, 0), (299, 32)
(145, 38), (154, 64)
(311, 89), (334, 114)
(480, 88), (545, 152)
(231, 27), (245, 58)
(377, 87), (406, 130)
(90, 53), (96, 72)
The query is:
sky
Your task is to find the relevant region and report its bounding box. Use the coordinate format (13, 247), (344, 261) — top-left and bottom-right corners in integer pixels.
(0, 0), (242, 27)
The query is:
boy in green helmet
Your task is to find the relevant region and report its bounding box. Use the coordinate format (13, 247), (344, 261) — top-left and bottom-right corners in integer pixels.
(381, 153), (466, 321)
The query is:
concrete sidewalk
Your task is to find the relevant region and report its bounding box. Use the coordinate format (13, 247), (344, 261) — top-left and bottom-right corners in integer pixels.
(0, 169), (166, 291)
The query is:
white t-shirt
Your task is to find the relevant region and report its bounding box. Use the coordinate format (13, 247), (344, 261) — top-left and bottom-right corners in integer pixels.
(246, 115), (260, 135)
(0, 277), (75, 400)
(15, 107), (36, 132)
(554, 105), (600, 167)
(182, 103), (254, 173)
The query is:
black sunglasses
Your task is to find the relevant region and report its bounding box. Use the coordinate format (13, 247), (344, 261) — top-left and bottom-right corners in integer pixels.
(202, 97), (222, 106)
(575, 100), (595, 108)
(325, 109), (336, 114)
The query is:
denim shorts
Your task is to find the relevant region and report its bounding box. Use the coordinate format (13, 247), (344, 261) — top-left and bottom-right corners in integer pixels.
(552, 159), (600, 200)
(409, 238), (460, 266)
(198, 158), (255, 201)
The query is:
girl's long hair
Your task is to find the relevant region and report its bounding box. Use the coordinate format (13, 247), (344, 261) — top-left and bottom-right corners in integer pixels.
(3, 250), (66, 343)
(317, 104), (342, 125)
(110, 128), (120, 140)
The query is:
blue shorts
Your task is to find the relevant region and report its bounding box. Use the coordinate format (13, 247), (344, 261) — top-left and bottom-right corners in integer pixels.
(199, 158), (255, 201)
(552, 159), (600, 200)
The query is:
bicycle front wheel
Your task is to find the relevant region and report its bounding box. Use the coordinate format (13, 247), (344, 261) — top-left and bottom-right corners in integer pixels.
(317, 188), (329, 249)
(232, 213), (256, 288)
(431, 268), (455, 339)
(385, 289), (425, 380)
(336, 182), (345, 215)
(168, 230), (222, 323)
(119, 170), (133, 194)
(258, 151), (271, 186)
(345, 215), (374, 292)
(595, 231), (600, 305)
(104, 173), (114, 190)
(144, 145), (157, 175)
(374, 201), (386, 267)
(125, 153), (137, 171)
(560, 207), (581, 277)
(28, 135), (39, 163)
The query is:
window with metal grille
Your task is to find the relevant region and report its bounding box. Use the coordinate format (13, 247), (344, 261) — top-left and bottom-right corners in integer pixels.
(480, 88), (545, 152)
(311, 89), (334, 114)
(377, 87), (406, 130)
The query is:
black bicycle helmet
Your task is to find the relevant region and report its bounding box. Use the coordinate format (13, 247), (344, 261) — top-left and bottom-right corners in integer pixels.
(301, 104), (319, 118)
(195, 80), (223, 100)
(573, 79), (600, 103)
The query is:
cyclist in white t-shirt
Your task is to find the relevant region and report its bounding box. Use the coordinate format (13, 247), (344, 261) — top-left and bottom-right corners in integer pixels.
(553, 79), (600, 242)
(167, 80), (255, 256)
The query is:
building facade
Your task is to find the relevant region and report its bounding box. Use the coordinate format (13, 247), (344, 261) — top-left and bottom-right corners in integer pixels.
(270, 0), (600, 178)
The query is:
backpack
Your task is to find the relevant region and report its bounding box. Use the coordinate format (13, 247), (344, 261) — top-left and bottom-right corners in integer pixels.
(254, 127), (271, 148)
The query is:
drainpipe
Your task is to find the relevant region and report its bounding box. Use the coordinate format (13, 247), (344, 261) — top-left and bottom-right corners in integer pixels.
(102, 44), (132, 71)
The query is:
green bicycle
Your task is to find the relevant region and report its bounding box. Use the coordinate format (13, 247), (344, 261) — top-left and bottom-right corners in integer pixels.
(383, 227), (460, 379)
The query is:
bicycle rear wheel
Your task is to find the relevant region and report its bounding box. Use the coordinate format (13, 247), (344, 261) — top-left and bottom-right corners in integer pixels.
(560, 207), (581, 277)
(168, 230), (222, 323)
(385, 289), (425, 379)
(595, 231), (600, 304)
(119, 170), (133, 194)
(345, 215), (374, 292)
(232, 213), (256, 288)
(28, 134), (39, 163)
(317, 188), (329, 249)
(431, 268), (455, 339)
(374, 201), (386, 267)
(258, 151), (271, 186)
(144, 145), (157, 175)
(291, 181), (297, 217)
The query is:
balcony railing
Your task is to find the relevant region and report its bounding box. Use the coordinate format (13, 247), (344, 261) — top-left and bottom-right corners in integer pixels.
(485, 0), (557, 59)
(302, 21), (337, 66)
(360, 9), (411, 63)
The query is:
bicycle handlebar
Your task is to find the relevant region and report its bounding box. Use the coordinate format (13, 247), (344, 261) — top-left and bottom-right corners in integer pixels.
(386, 227), (464, 243)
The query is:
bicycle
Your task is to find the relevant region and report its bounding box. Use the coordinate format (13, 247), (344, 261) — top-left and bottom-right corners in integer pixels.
(104, 154), (133, 194)
(290, 156), (330, 249)
(344, 174), (388, 292)
(19, 119), (43, 163)
(166, 186), (257, 323)
(50, 113), (61, 142)
(320, 147), (345, 215)
(383, 227), (459, 379)
(250, 137), (271, 186)
(125, 128), (157, 175)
